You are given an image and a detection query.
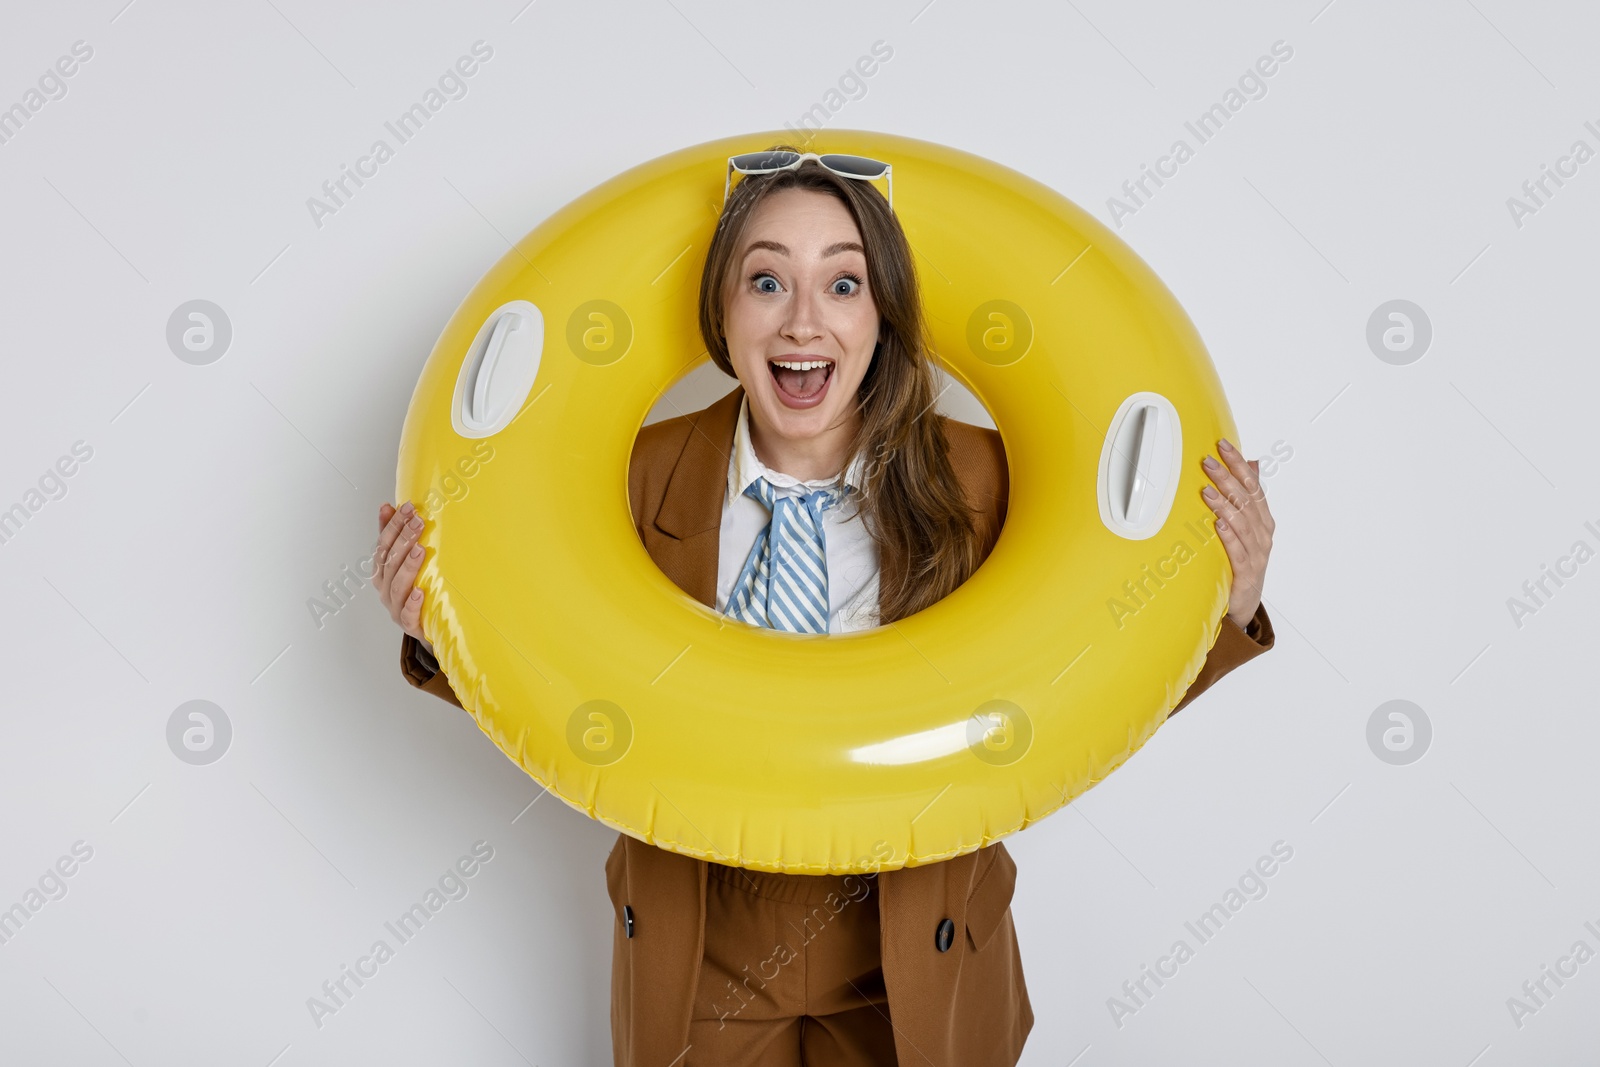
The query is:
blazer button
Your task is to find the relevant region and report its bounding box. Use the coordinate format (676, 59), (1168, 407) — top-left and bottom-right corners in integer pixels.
(623, 904), (635, 939)
(935, 917), (955, 952)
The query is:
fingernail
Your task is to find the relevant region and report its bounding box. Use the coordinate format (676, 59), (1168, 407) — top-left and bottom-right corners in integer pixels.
(1203, 456), (1220, 470)
(410, 589), (421, 600)
(1203, 486), (1219, 499)
(410, 544), (422, 558)
(1219, 439), (1234, 453)
(401, 501), (414, 515)
(1217, 517), (1228, 530)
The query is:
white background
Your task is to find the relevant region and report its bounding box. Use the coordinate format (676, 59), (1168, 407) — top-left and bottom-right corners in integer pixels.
(2, 1), (1596, 1064)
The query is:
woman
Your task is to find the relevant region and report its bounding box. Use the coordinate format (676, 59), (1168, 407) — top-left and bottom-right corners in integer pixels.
(378, 148), (1277, 1065)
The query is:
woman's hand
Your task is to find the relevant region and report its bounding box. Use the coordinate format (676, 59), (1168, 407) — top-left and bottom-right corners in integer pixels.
(376, 500), (431, 648)
(1200, 439), (1274, 630)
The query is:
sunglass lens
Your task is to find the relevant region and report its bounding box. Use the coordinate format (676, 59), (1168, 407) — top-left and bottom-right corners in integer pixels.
(731, 150), (800, 173)
(819, 154), (888, 178)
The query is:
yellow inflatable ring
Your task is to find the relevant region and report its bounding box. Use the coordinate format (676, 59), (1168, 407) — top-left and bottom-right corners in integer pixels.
(397, 130), (1240, 874)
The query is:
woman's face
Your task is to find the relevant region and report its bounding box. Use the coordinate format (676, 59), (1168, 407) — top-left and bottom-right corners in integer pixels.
(724, 186), (880, 446)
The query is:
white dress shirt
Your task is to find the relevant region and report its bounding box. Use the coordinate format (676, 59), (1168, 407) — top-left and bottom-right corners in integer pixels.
(715, 394), (881, 632)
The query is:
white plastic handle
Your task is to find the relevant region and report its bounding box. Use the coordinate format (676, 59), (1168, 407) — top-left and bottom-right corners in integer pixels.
(1096, 391), (1181, 540)
(470, 312), (523, 427)
(1123, 404), (1160, 526)
(450, 300), (544, 439)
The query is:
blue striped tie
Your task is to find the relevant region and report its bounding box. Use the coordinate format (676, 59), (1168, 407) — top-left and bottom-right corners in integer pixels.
(725, 477), (852, 633)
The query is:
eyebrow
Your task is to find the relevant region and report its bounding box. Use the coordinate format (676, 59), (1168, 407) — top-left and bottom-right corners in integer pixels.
(741, 239), (865, 261)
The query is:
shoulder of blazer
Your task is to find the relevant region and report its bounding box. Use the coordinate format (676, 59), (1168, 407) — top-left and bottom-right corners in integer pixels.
(628, 407), (706, 537)
(629, 398), (1009, 533)
(940, 416), (1009, 551)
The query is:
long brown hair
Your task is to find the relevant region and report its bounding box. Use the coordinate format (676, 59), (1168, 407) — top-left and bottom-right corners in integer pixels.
(697, 145), (986, 625)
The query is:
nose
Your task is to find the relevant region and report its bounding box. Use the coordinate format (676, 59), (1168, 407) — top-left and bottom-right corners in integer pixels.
(781, 278), (824, 346)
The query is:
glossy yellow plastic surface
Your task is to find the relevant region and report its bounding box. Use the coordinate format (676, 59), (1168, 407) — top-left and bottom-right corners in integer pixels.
(397, 130), (1239, 874)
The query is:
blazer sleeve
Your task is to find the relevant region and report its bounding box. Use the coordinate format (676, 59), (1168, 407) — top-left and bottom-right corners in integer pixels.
(1168, 600), (1275, 718)
(399, 633), (467, 710)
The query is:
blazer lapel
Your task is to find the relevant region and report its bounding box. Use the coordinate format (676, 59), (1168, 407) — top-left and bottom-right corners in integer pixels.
(641, 383), (743, 610)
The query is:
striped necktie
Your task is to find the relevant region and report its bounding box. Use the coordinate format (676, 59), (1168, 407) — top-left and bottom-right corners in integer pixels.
(725, 476), (852, 633)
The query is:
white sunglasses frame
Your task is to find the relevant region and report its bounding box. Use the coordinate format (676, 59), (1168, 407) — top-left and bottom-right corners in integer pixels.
(723, 151), (894, 211)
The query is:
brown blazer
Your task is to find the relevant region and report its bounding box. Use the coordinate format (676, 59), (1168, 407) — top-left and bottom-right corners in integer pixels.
(399, 382), (1276, 1066)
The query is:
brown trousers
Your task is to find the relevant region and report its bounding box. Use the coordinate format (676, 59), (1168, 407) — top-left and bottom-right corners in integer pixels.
(685, 861), (898, 1065)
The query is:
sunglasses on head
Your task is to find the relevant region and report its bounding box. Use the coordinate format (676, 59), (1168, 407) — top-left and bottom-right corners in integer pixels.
(724, 150), (893, 211)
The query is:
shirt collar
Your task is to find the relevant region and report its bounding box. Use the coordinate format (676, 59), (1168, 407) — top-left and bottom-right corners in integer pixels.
(727, 393), (868, 506)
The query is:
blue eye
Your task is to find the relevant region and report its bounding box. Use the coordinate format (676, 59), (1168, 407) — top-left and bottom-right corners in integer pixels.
(748, 271), (863, 296)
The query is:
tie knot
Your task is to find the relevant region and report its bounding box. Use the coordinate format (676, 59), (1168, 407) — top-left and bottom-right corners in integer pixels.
(744, 476), (852, 517)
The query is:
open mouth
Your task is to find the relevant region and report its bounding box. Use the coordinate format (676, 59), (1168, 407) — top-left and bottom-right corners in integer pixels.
(768, 357), (835, 404)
